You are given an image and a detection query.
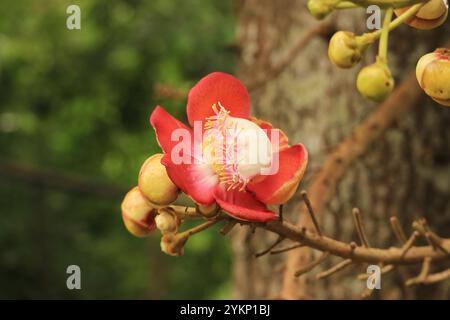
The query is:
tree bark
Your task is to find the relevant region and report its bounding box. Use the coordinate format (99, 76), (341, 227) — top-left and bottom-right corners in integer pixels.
(232, 0), (450, 299)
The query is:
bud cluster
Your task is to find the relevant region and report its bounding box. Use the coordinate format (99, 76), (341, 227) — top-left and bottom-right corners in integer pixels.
(120, 153), (193, 255)
(310, 0), (448, 104)
(120, 151), (224, 256)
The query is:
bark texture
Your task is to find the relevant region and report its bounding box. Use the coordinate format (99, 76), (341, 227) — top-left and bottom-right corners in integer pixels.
(232, 0), (450, 299)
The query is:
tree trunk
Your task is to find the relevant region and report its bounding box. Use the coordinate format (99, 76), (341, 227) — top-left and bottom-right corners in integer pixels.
(232, 0), (450, 299)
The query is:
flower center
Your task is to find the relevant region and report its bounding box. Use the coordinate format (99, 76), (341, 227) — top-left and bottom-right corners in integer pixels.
(202, 102), (273, 191)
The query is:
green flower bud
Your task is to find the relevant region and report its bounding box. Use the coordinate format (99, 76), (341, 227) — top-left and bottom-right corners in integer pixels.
(416, 48), (450, 106)
(357, 59), (395, 102)
(307, 0), (335, 20)
(138, 153), (179, 206)
(328, 31), (365, 69)
(121, 187), (157, 237)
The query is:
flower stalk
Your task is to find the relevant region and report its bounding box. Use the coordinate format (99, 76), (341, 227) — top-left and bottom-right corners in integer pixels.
(357, 2), (426, 45)
(379, 7), (394, 61)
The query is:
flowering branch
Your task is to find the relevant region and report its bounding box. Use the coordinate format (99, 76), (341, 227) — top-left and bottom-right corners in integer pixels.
(170, 194), (450, 290)
(253, 208), (450, 266)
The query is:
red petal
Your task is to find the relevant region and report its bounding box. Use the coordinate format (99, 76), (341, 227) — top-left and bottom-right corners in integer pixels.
(150, 106), (218, 205)
(213, 185), (277, 222)
(251, 117), (289, 152)
(248, 144), (308, 205)
(150, 106), (192, 154)
(162, 154), (218, 205)
(186, 72), (250, 126)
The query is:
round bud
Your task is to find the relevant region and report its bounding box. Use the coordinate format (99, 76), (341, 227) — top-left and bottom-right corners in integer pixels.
(307, 0), (334, 20)
(416, 48), (450, 106)
(138, 154), (179, 206)
(121, 187), (157, 237)
(357, 60), (395, 102)
(328, 31), (364, 68)
(155, 209), (180, 234)
(394, 0), (448, 30)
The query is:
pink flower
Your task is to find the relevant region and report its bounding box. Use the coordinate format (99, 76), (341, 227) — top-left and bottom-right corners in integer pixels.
(150, 72), (308, 222)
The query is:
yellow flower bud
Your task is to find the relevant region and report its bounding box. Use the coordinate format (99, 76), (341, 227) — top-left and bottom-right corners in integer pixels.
(416, 48), (450, 107)
(394, 0), (448, 30)
(121, 187), (157, 237)
(160, 233), (188, 257)
(307, 0), (334, 20)
(155, 208), (180, 234)
(328, 31), (365, 69)
(138, 153), (179, 206)
(356, 59), (395, 102)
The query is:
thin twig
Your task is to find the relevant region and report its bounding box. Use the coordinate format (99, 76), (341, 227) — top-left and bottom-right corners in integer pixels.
(419, 257), (432, 280)
(219, 220), (237, 236)
(405, 257), (432, 286)
(270, 244), (305, 255)
(406, 268), (450, 286)
(316, 259), (353, 280)
(400, 231), (420, 259)
(182, 218), (222, 237)
(294, 252), (330, 277)
(414, 220), (450, 256)
(255, 236), (285, 258)
(428, 233), (450, 256)
(301, 191), (323, 236)
(170, 205), (202, 219)
(357, 264), (395, 280)
(390, 216), (407, 244)
(412, 220), (438, 251)
(352, 208), (370, 248)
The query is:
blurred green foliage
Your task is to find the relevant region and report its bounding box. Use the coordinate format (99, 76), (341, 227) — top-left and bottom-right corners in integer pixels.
(0, 0), (236, 298)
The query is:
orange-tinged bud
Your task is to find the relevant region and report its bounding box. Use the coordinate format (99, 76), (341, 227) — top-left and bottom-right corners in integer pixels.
(394, 0), (448, 30)
(328, 31), (365, 69)
(356, 59), (395, 102)
(121, 187), (157, 237)
(155, 208), (180, 234)
(138, 154), (179, 206)
(416, 48), (450, 106)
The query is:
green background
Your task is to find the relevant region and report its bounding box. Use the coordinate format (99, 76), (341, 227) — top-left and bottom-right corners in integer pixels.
(0, 0), (237, 299)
